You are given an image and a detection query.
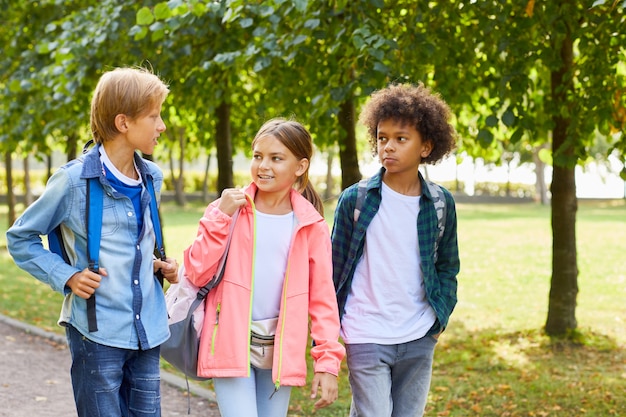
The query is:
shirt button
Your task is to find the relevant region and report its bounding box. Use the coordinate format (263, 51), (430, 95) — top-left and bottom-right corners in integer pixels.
(128, 212), (133, 217)
(134, 280), (139, 285)
(136, 245), (140, 250)
(136, 314), (140, 320)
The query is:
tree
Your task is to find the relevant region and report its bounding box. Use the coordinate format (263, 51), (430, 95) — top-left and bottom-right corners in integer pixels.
(425, 0), (626, 337)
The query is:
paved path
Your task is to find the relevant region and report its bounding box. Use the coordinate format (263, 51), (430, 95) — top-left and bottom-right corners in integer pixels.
(0, 315), (220, 416)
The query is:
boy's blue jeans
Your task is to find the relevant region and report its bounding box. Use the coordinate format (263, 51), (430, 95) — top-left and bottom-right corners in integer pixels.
(346, 336), (438, 417)
(66, 325), (161, 417)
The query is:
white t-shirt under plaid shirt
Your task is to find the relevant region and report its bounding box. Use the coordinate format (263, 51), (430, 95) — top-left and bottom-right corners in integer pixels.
(341, 182), (437, 344)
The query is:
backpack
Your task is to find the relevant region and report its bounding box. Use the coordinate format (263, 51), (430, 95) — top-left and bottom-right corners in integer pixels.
(353, 178), (447, 262)
(48, 144), (165, 332)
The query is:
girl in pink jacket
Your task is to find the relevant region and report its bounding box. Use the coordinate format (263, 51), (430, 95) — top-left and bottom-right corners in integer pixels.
(184, 118), (345, 416)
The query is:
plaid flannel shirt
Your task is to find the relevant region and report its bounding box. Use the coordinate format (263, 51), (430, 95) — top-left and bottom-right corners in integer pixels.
(331, 168), (460, 334)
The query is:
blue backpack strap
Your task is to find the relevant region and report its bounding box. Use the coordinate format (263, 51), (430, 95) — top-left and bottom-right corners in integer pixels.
(145, 177), (166, 287)
(86, 177), (103, 333)
(48, 227), (69, 264)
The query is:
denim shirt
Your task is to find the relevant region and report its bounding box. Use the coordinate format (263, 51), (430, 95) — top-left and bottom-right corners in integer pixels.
(331, 168), (460, 335)
(6, 145), (169, 350)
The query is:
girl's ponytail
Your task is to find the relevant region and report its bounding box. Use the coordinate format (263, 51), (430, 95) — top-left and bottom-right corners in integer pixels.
(300, 181), (324, 216)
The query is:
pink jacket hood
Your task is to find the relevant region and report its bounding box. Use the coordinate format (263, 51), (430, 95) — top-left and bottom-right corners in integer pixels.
(184, 183), (345, 386)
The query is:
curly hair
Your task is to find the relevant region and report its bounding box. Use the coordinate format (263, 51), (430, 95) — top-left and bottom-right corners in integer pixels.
(359, 83), (457, 164)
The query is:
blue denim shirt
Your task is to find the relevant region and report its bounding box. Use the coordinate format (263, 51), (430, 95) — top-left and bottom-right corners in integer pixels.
(6, 145), (169, 350)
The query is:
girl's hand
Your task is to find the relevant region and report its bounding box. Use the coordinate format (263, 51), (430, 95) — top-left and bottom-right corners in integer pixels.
(155, 257), (179, 284)
(66, 267), (107, 299)
(218, 188), (247, 216)
(310, 372), (339, 410)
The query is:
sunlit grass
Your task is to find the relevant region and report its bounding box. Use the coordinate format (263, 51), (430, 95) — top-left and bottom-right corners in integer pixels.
(1, 199), (625, 416)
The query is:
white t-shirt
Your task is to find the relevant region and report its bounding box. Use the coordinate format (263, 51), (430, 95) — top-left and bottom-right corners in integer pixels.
(98, 146), (141, 186)
(341, 182), (437, 344)
(251, 210), (294, 321)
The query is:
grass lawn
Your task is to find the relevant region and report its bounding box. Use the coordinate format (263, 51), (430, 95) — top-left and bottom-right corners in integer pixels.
(0, 199), (624, 416)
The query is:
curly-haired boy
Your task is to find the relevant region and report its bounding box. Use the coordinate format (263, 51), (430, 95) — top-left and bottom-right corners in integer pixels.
(332, 83), (460, 417)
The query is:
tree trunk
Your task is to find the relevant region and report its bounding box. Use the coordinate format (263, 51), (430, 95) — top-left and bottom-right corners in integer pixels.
(46, 153), (53, 181)
(66, 133), (78, 162)
(202, 152), (212, 203)
(5, 152), (16, 226)
(215, 101), (234, 194)
(545, 28), (578, 337)
(338, 98), (361, 190)
(168, 148), (175, 191)
(23, 155), (33, 206)
(533, 145), (549, 205)
(324, 148), (335, 200)
(174, 126), (186, 206)
(505, 160), (512, 197)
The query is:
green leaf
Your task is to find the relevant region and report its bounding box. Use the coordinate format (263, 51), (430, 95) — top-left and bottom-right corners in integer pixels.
(502, 110), (516, 127)
(133, 26), (149, 41)
(191, 2), (206, 16)
(292, 0), (308, 13)
(373, 62), (389, 73)
(8, 79), (21, 93)
(304, 19), (320, 29)
(538, 147), (552, 165)
(154, 3), (172, 20)
(253, 56), (271, 72)
(291, 35), (307, 46)
(486, 115), (499, 127)
(240, 18), (253, 28)
(477, 129), (494, 147)
(137, 7), (155, 26)
(510, 128), (524, 144)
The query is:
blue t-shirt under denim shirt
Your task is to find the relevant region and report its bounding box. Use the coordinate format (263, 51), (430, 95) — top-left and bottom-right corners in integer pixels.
(102, 164), (143, 236)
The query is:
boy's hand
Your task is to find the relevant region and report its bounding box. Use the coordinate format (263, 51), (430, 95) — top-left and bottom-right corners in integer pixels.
(66, 267), (106, 299)
(310, 372), (339, 410)
(155, 257), (179, 284)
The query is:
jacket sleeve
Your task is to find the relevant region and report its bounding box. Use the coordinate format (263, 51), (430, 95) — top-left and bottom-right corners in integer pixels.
(434, 189), (460, 329)
(6, 169), (80, 294)
(307, 220), (346, 376)
(183, 200), (233, 288)
(330, 185), (357, 290)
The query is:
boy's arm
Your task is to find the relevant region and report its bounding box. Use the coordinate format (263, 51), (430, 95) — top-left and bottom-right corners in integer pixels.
(330, 186), (357, 289)
(434, 191), (460, 329)
(6, 170), (80, 294)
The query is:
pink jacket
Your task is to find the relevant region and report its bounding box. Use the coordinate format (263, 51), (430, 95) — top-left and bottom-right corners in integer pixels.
(183, 183), (345, 386)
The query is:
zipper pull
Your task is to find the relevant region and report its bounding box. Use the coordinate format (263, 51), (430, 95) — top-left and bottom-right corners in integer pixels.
(269, 385), (280, 400)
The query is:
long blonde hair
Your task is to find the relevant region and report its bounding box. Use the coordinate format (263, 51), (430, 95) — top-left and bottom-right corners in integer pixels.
(252, 118), (324, 215)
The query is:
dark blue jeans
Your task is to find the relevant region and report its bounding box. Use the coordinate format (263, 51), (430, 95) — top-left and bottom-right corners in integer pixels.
(66, 325), (161, 417)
